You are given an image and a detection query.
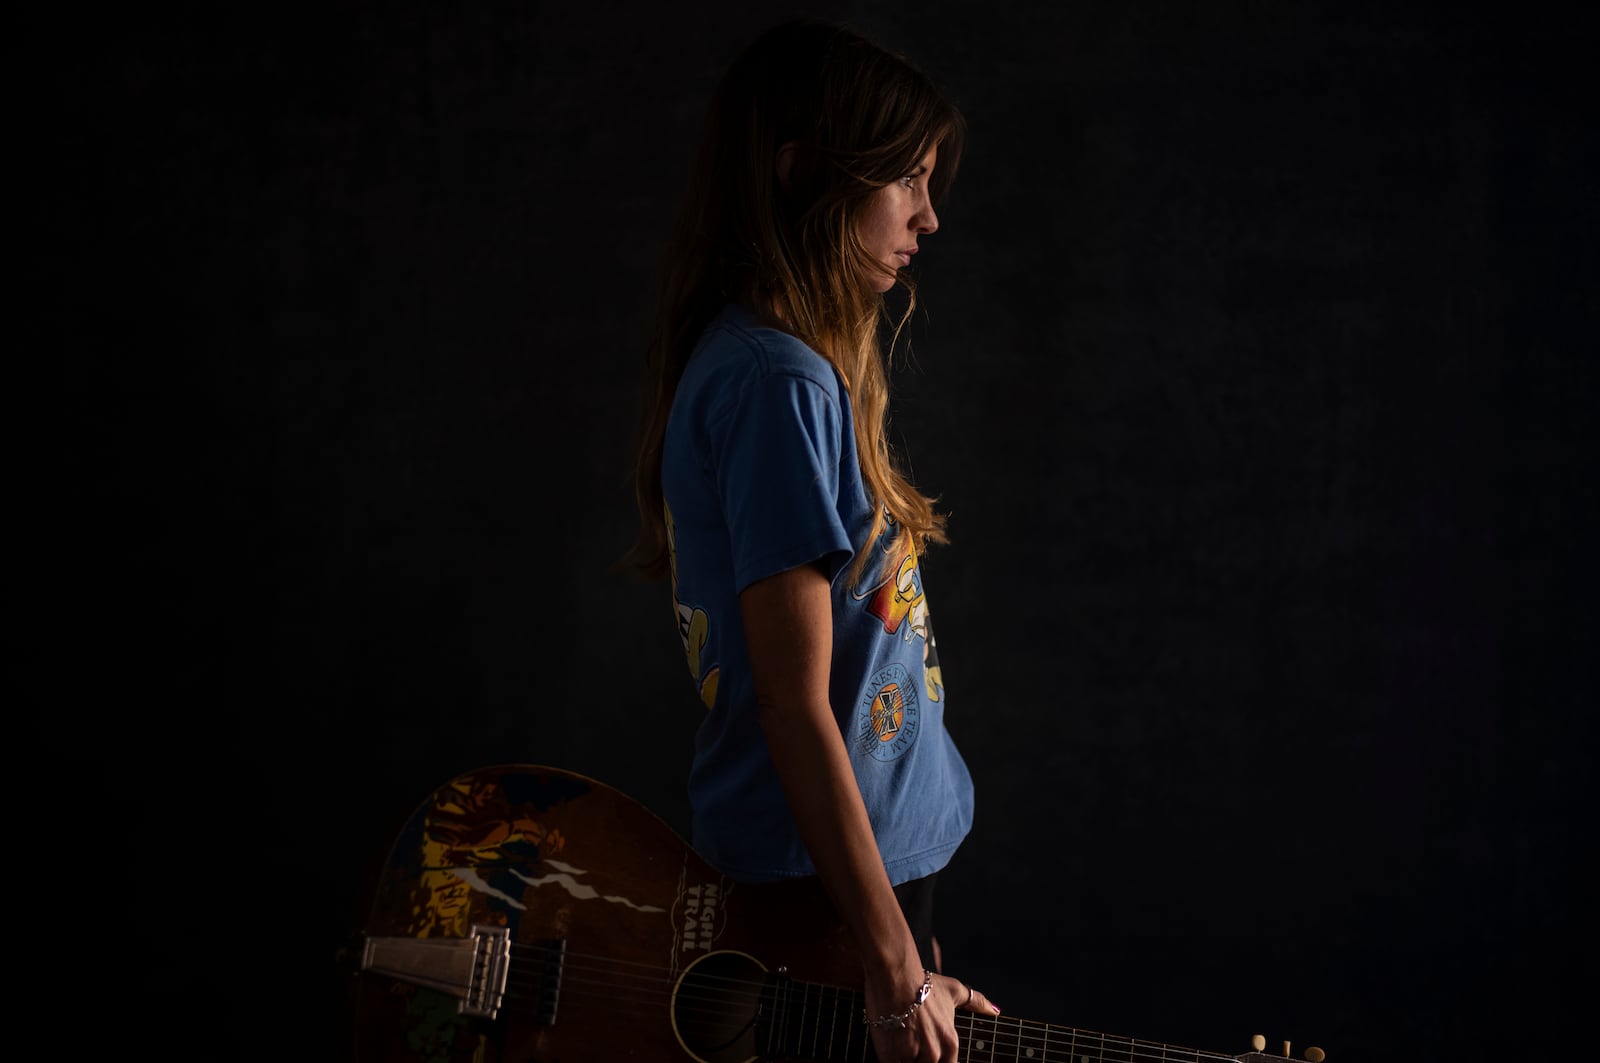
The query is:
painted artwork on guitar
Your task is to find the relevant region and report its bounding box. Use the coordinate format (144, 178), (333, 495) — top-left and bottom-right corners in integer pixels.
(349, 764), (1317, 1063)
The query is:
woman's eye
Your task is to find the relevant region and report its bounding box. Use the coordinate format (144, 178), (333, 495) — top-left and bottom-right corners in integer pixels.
(901, 175), (916, 190)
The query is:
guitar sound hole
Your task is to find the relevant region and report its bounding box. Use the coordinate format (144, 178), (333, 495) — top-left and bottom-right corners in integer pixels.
(670, 950), (767, 1063)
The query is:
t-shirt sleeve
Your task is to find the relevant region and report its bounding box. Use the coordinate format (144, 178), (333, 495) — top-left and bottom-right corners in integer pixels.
(711, 368), (856, 593)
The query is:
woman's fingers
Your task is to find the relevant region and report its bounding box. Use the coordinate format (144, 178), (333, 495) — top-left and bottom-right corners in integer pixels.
(953, 978), (1000, 1015)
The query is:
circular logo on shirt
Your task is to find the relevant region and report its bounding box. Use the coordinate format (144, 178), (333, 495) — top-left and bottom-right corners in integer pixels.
(858, 663), (920, 762)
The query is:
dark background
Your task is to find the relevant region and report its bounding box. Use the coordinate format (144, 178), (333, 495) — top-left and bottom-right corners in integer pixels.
(46, 2), (1592, 1061)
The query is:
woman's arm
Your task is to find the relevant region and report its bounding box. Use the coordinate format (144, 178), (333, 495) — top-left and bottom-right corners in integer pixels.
(738, 561), (996, 1063)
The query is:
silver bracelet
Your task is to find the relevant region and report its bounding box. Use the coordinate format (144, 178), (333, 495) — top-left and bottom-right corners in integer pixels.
(863, 969), (933, 1030)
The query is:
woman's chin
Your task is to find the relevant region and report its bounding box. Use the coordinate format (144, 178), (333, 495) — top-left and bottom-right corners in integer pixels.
(865, 269), (898, 294)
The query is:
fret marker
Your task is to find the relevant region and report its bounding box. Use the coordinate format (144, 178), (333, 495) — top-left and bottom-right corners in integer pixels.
(1025, 1051), (1035, 1059)
(974, 1041), (986, 1051)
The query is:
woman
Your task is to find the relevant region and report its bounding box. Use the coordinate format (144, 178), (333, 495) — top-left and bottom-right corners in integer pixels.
(627, 20), (998, 1062)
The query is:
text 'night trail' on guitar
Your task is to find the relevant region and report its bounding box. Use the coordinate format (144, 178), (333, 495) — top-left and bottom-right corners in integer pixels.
(345, 764), (1325, 1063)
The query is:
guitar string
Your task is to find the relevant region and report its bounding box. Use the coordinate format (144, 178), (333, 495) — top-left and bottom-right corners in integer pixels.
(383, 961), (1250, 1063)
(485, 980), (1237, 1063)
(374, 927), (1245, 1060)
(499, 949), (1235, 1062)
(446, 944), (1242, 1063)
(485, 969), (1243, 1063)
(441, 961), (1244, 1063)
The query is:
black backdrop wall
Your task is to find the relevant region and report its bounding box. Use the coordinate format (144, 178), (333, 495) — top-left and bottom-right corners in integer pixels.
(46, 2), (1592, 1061)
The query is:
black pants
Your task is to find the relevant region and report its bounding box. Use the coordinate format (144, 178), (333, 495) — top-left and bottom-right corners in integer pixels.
(893, 872), (939, 973)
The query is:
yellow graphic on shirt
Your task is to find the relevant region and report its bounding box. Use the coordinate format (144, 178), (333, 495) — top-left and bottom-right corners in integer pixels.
(866, 549), (927, 639)
(667, 503), (719, 709)
(870, 680), (906, 743)
(853, 514), (942, 703)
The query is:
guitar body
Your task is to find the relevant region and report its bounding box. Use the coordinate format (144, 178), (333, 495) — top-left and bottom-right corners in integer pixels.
(350, 764), (1313, 1063)
(350, 763), (863, 1063)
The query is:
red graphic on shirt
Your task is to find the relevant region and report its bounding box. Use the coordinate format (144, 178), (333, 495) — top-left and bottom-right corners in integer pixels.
(863, 549), (923, 636)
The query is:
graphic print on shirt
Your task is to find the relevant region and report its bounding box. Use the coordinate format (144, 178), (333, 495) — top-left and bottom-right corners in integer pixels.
(666, 503), (719, 710)
(851, 514), (941, 761)
(858, 662), (920, 761)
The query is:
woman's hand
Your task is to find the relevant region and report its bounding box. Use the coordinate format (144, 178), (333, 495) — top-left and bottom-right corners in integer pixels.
(864, 963), (1000, 1063)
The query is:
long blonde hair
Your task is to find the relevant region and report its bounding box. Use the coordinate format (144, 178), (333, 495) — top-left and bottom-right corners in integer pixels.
(625, 19), (965, 587)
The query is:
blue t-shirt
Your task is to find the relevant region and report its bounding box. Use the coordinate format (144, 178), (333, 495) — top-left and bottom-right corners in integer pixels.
(661, 303), (974, 885)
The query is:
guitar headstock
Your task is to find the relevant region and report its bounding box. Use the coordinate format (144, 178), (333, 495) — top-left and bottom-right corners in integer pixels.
(1237, 1033), (1327, 1062)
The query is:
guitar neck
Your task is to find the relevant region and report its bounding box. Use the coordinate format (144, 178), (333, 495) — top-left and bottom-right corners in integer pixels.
(761, 975), (1267, 1063)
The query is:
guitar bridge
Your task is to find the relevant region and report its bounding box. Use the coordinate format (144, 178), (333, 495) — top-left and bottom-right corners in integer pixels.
(360, 925), (513, 1019)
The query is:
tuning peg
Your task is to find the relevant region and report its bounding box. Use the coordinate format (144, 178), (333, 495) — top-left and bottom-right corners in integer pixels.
(1248, 1032), (1325, 1061)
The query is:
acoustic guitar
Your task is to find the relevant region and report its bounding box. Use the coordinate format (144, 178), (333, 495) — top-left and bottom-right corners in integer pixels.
(347, 764), (1321, 1063)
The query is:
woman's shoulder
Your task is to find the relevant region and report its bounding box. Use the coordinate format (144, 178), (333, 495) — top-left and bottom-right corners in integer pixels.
(692, 305), (842, 396)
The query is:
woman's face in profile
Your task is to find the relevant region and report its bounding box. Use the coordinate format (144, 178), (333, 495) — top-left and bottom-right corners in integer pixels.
(856, 142), (941, 293)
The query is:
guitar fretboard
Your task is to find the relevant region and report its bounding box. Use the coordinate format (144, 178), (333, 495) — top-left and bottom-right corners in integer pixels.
(759, 976), (1244, 1063)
